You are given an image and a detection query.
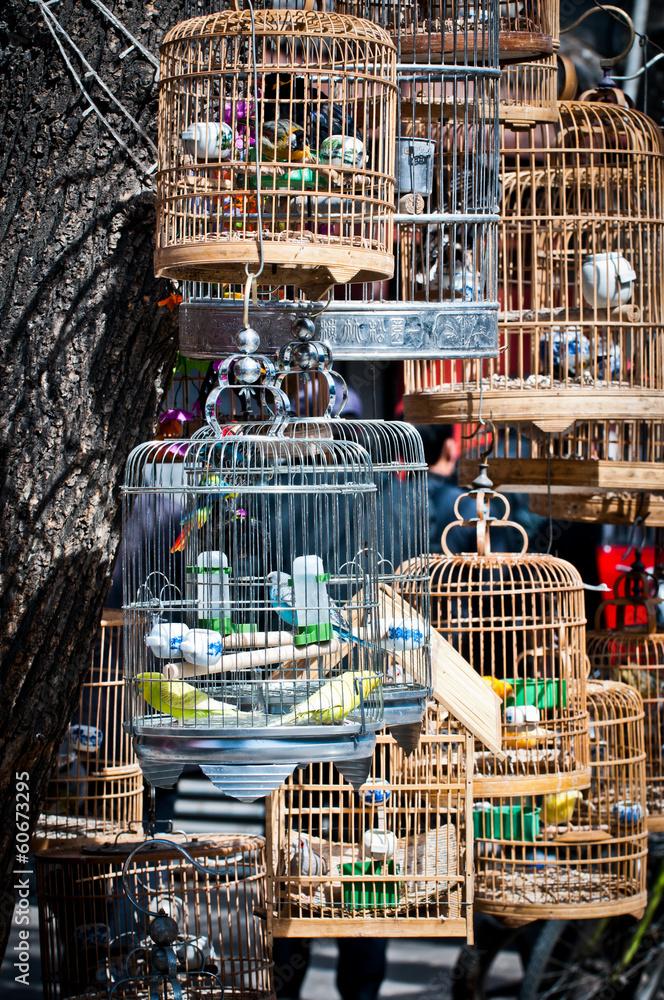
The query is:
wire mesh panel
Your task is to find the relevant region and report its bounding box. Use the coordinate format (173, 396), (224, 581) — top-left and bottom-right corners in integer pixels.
(403, 99), (664, 489)
(123, 427), (384, 801)
(36, 835), (274, 1000)
(35, 610), (143, 844)
(587, 555), (664, 831)
(266, 703), (473, 937)
(156, 10), (397, 300)
(401, 476), (589, 795)
(473, 679), (647, 921)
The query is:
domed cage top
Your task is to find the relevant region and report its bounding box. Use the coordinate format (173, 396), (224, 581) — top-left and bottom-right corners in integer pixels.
(404, 100), (664, 425)
(398, 471), (589, 794)
(473, 679), (647, 921)
(155, 9), (398, 300)
(587, 553), (664, 831)
(122, 428), (384, 800)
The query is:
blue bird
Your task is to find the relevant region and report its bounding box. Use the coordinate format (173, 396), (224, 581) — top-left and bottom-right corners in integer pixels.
(265, 571), (369, 646)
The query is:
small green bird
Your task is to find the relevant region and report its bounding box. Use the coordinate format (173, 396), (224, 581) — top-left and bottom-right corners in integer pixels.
(136, 672), (254, 725)
(280, 671), (380, 726)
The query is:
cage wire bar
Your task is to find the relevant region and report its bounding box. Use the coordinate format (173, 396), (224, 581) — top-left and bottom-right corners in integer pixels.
(473, 679), (647, 921)
(178, 1), (501, 362)
(35, 609), (143, 844)
(122, 416), (385, 801)
(35, 834), (275, 1000)
(397, 469), (590, 795)
(266, 703), (473, 937)
(156, 9), (398, 300)
(403, 98), (664, 492)
(587, 552), (664, 831)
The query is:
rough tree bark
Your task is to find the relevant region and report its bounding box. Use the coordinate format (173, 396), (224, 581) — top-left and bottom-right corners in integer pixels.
(0, 0), (183, 960)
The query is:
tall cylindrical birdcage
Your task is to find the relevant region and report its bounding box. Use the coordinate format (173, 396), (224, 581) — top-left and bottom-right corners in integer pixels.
(398, 467), (589, 796)
(36, 834), (274, 1000)
(156, 9), (398, 299)
(35, 610), (143, 844)
(587, 553), (664, 831)
(266, 702), (473, 937)
(472, 679), (647, 921)
(123, 361), (384, 801)
(403, 99), (664, 492)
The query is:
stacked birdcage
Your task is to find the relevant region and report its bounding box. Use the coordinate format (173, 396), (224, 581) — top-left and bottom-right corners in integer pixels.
(36, 834), (274, 1000)
(403, 95), (664, 497)
(35, 610), (143, 844)
(177, 0), (502, 363)
(266, 702), (473, 937)
(587, 552), (664, 831)
(472, 678), (647, 920)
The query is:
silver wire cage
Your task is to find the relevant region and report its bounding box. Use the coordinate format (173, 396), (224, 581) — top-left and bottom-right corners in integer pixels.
(122, 429), (384, 801)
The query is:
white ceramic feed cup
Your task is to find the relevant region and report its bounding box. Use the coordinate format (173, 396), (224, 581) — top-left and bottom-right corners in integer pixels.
(581, 252), (636, 309)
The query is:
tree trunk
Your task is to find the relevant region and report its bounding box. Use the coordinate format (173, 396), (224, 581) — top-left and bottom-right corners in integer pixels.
(0, 0), (182, 959)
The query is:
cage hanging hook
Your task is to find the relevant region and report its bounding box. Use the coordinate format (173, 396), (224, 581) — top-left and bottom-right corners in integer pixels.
(560, 6), (636, 70)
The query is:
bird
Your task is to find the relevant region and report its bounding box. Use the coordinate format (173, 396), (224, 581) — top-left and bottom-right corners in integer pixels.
(171, 474), (224, 554)
(266, 571), (368, 646)
(257, 120), (312, 165)
(279, 670), (380, 726)
(283, 834), (329, 878)
(504, 726), (554, 749)
(261, 73), (362, 151)
(542, 790), (582, 826)
(145, 622), (191, 659)
(135, 672), (255, 725)
(482, 676), (514, 701)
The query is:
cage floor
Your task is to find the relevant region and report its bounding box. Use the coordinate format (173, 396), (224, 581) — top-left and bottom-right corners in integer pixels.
(476, 869), (644, 906)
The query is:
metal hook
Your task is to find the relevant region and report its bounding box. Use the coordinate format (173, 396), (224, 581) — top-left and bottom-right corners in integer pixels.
(620, 513), (647, 569)
(560, 5), (636, 69)
(462, 416), (495, 463)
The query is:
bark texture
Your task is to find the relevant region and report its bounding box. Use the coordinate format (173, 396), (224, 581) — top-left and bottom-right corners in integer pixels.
(0, 0), (182, 958)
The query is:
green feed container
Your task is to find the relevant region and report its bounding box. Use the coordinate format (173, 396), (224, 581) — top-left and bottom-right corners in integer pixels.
(473, 804), (541, 842)
(506, 677), (567, 710)
(341, 860), (400, 909)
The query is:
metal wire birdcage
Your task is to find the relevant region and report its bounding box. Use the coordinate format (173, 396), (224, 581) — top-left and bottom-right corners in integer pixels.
(36, 834), (274, 1000)
(587, 553), (664, 831)
(266, 702), (473, 936)
(403, 98), (664, 492)
(35, 610), (143, 844)
(473, 679), (647, 921)
(123, 350), (384, 802)
(156, 8), (398, 300)
(398, 463), (589, 795)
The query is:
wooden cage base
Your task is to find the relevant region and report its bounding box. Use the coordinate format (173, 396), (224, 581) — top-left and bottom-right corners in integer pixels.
(529, 491), (664, 526)
(155, 242), (394, 300)
(499, 101), (558, 127)
(647, 814), (664, 833)
(403, 387), (664, 432)
(458, 458), (664, 494)
(272, 916), (470, 938)
(474, 766), (591, 797)
(476, 888), (648, 923)
(397, 31), (553, 65)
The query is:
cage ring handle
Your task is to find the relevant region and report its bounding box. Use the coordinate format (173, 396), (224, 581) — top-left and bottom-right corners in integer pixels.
(273, 364), (340, 420)
(441, 490), (528, 558)
(205, 357), (292, 437)
(560, 7), (635, 68)
(121, 838), (259, 918)
(594, 596), (660, 635)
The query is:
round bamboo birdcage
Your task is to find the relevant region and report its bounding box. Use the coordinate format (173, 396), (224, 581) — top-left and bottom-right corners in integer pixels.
(587, 554), (664, 831)
(399, 470), (589, 796)
(35, 610), (143, 845)
(403, 99), (664, 491)
(529, 490), (664, 526)
(35, 834), (274, 1000)
(266, 702), (473, 937)
(473, 679), (647, 922)
(155, 9), (398, 300)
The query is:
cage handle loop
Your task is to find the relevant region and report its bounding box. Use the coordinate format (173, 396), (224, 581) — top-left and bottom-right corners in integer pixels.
(594, 596), (660, 634)
(441, 488), (528, 558)
(560, 7), (635, 68)
(206, 355), (292, 436)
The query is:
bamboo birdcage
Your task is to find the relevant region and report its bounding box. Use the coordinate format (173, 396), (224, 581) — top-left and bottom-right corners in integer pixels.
(266, 702), (473, 938)
(403, 100), (664, 492)
(587, 553), (664, 831)
(156, 9), (398, 300)
(35, 610), (143, 844)
(123, 360), (385, 802)
(36, 834), (274, 1000)
(473, 679), (647, 921)
(398, 469), (590, 795)
(529, 491), (664, 526)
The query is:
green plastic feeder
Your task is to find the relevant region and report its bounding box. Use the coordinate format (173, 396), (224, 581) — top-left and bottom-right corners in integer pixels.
(506, 677), (567, 709)
(473, 804), (541, 842)
(341, 861), (400, 909)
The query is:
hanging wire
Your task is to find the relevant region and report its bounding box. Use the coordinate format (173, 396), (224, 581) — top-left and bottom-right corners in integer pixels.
(31, 0), (157, 178)
(546, 436), (553, 555)
(87, 0), (159, 70)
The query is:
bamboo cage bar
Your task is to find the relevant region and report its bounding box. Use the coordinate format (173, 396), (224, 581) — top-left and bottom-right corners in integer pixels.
(35, 610), (144, 844)
(156, 10), (398, 301)
(266, 704), (473, 938)
(473, 679), (647, 921)
(35, 834), (274, 1000)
